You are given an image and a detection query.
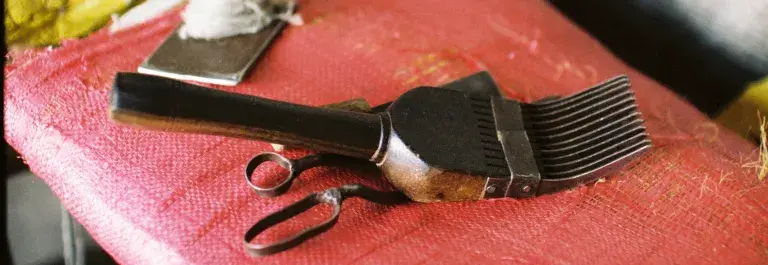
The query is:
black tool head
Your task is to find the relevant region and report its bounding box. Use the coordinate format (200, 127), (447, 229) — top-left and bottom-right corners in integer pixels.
(375, 73), (650, 202)
(385, 87), (511, 177)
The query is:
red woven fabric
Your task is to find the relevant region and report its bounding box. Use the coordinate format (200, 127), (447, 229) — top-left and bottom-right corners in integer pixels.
(5, 0), (767, 264)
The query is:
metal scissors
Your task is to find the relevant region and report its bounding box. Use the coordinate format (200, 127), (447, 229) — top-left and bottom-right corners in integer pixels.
(243, 152), (409, 256)
(239, 72), (511, 256)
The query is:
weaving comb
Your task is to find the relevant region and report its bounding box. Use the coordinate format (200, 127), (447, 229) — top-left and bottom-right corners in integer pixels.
(109, 72), (651, 202)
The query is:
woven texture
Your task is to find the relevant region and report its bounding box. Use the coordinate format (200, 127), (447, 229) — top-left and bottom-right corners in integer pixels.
(5, 0), (767, 264)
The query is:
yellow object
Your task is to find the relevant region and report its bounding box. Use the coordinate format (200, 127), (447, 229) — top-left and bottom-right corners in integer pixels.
(5, 0), (131, 47)
(716, 77), (768, 141)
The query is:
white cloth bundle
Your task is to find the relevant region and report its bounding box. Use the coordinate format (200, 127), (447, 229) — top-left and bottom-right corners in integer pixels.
(178, 0), (302, 40)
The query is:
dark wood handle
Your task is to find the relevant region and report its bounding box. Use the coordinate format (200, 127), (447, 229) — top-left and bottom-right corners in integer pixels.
(109, 73), (383, 159)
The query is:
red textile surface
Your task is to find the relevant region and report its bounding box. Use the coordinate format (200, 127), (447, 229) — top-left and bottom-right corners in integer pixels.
(5, 0), (768, 264)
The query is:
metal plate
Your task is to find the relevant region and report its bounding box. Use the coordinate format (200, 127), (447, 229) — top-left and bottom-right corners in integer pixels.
(138, 20), (287, 86)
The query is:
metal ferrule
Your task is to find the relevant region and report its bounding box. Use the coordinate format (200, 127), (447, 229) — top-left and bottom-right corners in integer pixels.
(483, 98), (542, 199)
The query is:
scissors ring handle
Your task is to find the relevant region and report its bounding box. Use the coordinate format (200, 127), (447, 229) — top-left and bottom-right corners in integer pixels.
(244, 188), (343, 257)
(245, 152), (298, 198)
(243, 184), (408, 257)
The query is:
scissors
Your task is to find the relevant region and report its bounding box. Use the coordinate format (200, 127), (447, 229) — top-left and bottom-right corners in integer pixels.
(239, 72), (512, 256)
(242, 152), (409, 256)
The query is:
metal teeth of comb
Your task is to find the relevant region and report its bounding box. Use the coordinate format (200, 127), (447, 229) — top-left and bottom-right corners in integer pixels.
(522, 76), (651, 180)
(470, 95), (511, 172)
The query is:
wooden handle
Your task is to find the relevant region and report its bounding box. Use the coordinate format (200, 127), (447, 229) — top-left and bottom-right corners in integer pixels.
(109, 73), (383, 159)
